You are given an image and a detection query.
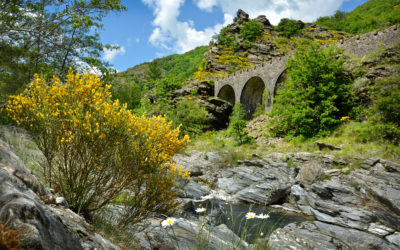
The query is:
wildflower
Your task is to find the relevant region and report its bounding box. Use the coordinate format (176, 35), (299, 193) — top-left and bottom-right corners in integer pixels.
(340, 116), (350, 122)
(161, 217), (177, 228)
(199, 194), (213, 201)
(245, 212), (256, 219)
(260, 232), (264, 237)
(257, 213), (270, 219)
(195, 207), (206, 213)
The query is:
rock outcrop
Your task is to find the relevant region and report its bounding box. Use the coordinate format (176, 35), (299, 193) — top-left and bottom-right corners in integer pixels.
(203, 9), (348, 74)
(0, 138), (119, 250)
(174, 150), (400, 249)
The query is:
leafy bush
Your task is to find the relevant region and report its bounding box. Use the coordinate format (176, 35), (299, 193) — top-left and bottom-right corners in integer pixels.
(240, 20), (264, 40)
(275, 18), (304, 38)
(268, 42), (353, 137)
(166, 98), (209, 136)
(110, 83), (142, 110)
(152, 74), (185, 98)
(226, 103), (253, 145)
(216, 27), (238, 50)
(5, 70), (190, 218)
(357, 73), (400, 144)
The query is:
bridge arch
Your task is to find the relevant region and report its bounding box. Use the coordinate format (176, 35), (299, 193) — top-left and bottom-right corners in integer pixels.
(217, 85), (235, 105)
(266, 69), (287, 111)
(240, 76), (265, 120)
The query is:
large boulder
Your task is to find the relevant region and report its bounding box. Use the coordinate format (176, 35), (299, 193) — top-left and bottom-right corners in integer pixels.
(132, 217), (248, 250)
(268, 221), (395, 249)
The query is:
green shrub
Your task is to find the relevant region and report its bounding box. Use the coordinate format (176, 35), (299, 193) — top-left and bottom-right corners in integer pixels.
(110, 83), (142, 110)
(240, 20), (264, 40)
(357, 73), (400, 144)
(152, 74), (185, 98)
(217, 27), (237, 49)
(166, 98), (209, 136)
(275, 18), (304, 38)
(268, 42), (354, 137)
(226, 103), (253, 145)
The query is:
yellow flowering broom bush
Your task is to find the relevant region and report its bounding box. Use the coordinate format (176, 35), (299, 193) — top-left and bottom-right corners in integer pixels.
(6, 70), (190, 219)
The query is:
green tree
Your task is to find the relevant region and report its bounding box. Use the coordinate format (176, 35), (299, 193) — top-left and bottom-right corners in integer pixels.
(269, 42), (353, 137)
(226, 103), (252, 145)
(0, 0), (125, 94)
(147, 61), (162, 80)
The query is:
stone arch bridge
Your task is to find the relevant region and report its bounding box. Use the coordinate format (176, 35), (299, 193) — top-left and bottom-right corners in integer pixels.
(214, 57), (288, 119)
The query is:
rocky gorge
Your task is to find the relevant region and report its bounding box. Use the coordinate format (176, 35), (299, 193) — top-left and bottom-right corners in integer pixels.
(2, 124), (400, 249)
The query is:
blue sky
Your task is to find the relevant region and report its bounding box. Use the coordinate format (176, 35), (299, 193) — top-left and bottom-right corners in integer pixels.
(100, 0), (368, 72)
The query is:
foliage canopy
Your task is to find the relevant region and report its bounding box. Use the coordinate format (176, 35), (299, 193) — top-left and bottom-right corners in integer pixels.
(240, 20), (264, 40)
(0, 0), (125, 94)
(269, 42), (354, 137)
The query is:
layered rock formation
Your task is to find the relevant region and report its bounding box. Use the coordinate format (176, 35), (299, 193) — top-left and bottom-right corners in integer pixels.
(174, 151), (400, 249)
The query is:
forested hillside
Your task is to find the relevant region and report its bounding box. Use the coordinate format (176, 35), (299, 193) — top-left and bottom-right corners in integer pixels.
(111, 46), (207, 111)
(316, 0), (400, 34)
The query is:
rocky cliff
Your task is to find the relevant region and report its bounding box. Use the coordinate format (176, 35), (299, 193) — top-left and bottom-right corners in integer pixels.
(201, 9), (348, 75)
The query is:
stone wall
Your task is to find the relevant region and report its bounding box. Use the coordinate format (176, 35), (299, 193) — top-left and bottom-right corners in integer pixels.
(338, 25), (400, 56)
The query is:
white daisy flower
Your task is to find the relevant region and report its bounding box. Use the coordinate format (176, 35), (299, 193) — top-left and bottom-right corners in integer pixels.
(199, 194), (213, 201)
(257, 213), (270, 219)
(245, 212), (256, 219)
(161, 217), (177, 227)
(195, 207), (206, 213)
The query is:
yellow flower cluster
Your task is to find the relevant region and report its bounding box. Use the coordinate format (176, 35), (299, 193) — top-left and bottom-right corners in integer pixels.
(261, 31), (270, 40)
(340, 116), (350, 122)
(316, 39), (336, 45)
(193, 48), (253, 81)
(216, 48), (253, 69)
(6, 69), (190, 216)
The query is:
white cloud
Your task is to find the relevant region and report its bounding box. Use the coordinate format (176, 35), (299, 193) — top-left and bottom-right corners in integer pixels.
(103, 45), (126, 62)
(143, 0), (347, 54)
